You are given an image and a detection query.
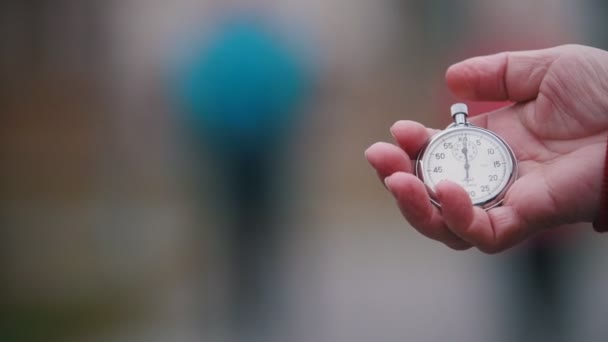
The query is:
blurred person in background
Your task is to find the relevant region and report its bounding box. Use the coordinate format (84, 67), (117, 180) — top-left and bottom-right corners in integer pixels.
(171, 3), (314, 341)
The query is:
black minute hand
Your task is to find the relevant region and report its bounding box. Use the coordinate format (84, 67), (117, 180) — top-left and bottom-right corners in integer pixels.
(462, 143), (470, 182)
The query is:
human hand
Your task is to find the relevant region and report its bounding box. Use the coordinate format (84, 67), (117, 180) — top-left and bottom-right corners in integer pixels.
(366, 44), (608, 253)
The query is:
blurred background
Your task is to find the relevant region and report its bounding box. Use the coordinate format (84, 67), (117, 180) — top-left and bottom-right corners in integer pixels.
(1, 0), (608, 341)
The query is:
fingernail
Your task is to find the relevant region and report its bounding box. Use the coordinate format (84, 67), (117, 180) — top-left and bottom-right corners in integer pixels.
(389, 121), (403, 139)
(384, 176), (393, 190)
(389, 126), (397, 139)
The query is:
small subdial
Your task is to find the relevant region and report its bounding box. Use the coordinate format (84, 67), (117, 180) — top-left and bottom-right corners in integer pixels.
(452, 138), (478, 162)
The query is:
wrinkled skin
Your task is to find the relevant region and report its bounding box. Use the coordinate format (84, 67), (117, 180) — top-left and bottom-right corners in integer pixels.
(365, 44), (608, 253)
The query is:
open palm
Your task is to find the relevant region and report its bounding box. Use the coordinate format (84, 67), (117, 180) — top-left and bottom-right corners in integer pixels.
(366, 44), (608, 253)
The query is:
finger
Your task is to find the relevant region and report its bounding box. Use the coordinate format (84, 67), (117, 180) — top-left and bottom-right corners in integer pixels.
(385, 172), (472, 249)
(366, 145), (473, 249)
(445, 46), (565, 102)
(390, 120), (439, 157)
(436, 181), (525, 253)
(365, 142), (413, 183)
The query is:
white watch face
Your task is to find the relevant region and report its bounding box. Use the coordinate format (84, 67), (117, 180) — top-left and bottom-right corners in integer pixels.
(417, 126), (516, 207)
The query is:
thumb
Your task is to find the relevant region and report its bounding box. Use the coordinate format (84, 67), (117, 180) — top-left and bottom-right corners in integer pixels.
(446, 45), (568, 102)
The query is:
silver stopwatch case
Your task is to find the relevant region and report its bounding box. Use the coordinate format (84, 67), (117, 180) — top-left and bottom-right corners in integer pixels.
(415, 103), (518, 210)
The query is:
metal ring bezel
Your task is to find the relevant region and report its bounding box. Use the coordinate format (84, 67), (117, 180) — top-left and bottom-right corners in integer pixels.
(415, 124), (518, 210)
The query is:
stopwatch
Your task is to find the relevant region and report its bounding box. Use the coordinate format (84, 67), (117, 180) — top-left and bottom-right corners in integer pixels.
(415, 103), (518, 210)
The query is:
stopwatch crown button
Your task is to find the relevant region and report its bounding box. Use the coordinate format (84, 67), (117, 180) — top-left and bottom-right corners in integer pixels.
(450, 103), (469, 117)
